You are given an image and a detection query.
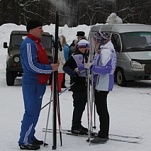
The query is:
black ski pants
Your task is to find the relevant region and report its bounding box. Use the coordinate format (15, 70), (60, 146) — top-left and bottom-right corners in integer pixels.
(71, 87), (87, 130)
(95, 90), (109, 138)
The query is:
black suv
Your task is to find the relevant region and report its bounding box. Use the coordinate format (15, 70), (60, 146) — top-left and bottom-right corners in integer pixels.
(3, 30), (54, 86)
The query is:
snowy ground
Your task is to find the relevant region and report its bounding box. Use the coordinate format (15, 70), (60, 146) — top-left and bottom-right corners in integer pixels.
(0, 23), (151, 151)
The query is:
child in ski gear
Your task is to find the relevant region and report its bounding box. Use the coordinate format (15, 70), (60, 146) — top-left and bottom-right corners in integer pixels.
(68, 31), (86, 91)
(18, 20), (59, 150)
(63, 39), (90, 135)
(90, 31), (116, 144)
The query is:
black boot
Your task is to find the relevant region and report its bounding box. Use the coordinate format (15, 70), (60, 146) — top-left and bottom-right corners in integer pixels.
(90, 136), (108, 144)
(32, 138), (43, 145)
(80, 125), (88, 132)
(19, 144), (40, 150)
(71, 128), (88, 135)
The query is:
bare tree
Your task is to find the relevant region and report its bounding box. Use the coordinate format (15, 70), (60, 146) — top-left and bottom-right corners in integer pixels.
(116, 0), (151, 24)
(0, 0), (151, 26)
(76, 0), (115, 25)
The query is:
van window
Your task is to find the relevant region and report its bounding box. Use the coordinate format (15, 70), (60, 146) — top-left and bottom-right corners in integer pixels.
(121, 32), (151, 52)
(111, 34), (121, 52)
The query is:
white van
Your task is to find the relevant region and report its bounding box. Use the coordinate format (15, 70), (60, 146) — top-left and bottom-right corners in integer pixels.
(89, 23), (151, 86)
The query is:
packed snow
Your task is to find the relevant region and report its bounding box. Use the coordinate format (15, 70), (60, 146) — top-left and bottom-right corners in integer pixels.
(0, 23), (151, 151)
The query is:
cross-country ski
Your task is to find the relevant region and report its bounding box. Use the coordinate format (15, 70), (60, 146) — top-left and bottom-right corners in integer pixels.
(43, 128), (142, 140)
(66, 132), (141, 144)
(42, 128), (142, 144)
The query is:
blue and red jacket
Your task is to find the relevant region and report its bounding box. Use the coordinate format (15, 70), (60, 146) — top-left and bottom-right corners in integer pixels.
(20, 34), (52, 84)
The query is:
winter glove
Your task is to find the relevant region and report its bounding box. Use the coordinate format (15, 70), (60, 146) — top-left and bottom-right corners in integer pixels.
(74, 68), (80, 75)
(84, 62), (93, 69)
(74, 64), (85, 75)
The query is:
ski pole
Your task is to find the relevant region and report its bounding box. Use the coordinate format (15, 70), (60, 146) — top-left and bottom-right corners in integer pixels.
(86, 46), (95, 143)
(56, 93), (62, 146)
(84, 51), (93, 144)
(88, 76), (94, 144)
(43, 91), (53, 146)
(91, 85), (96, 129)
(52, 11), (59, 150)
(41, 83), (74, 110)
(54, 82), (75, 146)
(86, 74), (90, 142)
(93, 98), (96, 129)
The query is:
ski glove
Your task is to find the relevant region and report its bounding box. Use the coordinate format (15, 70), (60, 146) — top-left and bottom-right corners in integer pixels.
(84, 62), (93, 69)
(74, 68), (80, 75)
(74, 64), (85, 75)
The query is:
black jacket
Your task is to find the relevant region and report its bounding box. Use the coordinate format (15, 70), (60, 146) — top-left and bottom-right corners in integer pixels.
(63, 50), (87, 91)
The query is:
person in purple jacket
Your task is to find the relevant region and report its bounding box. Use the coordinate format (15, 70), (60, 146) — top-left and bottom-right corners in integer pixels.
(89, 31), (116, 144)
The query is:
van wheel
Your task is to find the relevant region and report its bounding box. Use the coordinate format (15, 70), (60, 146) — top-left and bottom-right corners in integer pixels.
(6, 71), (15, 86)
(116, 69), (127, 86)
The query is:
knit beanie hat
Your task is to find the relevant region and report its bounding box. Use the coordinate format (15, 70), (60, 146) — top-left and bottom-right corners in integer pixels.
(94, 31), (110, 42)
(26, 20), (43, 32)
(77, 39), (90, 48)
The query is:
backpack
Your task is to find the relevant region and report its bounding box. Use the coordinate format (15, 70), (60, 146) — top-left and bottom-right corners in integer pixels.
(68, 40), (78, 57)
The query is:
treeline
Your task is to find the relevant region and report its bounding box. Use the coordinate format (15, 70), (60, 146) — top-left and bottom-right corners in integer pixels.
(0, 0), (151, 26)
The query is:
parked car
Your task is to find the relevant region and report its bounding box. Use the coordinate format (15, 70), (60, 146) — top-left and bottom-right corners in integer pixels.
(3, 30), (54, 86)
(88, 23), (151, 86)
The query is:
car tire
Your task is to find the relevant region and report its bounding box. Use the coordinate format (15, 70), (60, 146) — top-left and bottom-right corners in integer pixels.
(6, 71), (15, 86)
(116, 68), (127, 86)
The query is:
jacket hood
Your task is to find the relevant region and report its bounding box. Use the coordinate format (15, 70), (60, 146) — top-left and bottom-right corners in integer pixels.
(100, 40), (114, 50)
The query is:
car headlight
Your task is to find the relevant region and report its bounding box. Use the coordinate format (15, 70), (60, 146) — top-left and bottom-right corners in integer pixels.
(130, 61), (143, 69)
(14, 56), (20, 63)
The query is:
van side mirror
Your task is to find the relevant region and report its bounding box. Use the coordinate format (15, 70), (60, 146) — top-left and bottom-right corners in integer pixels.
(111, 34), (121, 52)
(114, 44), (121, 52)
(3, 42), (8, 48)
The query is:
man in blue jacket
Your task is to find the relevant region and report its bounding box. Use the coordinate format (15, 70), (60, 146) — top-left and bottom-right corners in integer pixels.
(18, 20), (59, 150)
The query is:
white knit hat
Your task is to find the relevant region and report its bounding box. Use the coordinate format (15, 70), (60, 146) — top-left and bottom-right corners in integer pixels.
(77, 39), (90, 48)
(94, 31), (110, 43)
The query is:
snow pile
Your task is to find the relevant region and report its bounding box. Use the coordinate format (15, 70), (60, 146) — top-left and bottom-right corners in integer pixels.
(106, 13), (123, 24)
